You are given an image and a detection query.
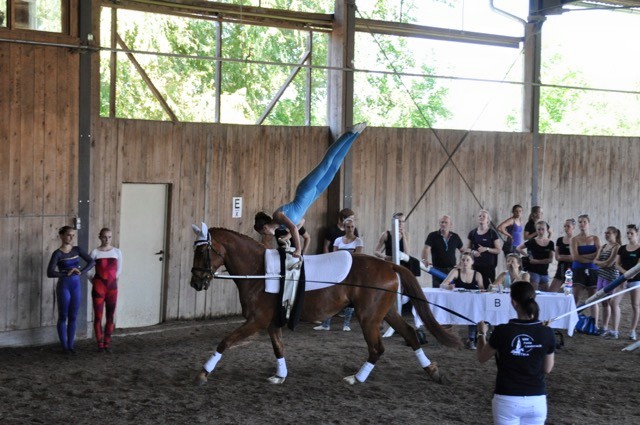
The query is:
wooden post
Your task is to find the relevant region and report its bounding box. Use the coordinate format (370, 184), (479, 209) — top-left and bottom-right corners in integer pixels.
(523, 1), (545, 206)
(326, 0), (356, 222)
(77, 0), (93, 338)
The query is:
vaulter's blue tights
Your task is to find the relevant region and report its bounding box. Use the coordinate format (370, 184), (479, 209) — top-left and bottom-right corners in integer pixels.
(278, 127), (363, 224)
(56, 276), (81, 351)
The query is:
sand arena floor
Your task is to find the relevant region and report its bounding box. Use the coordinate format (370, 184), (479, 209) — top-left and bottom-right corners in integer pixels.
(1, 305), (640, 425)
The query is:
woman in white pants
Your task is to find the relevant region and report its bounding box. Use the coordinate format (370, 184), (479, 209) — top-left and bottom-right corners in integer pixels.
(477, 281), (556, 425)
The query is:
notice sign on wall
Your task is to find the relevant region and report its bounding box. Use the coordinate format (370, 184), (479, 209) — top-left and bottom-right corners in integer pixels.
(232, 197), (242, 218)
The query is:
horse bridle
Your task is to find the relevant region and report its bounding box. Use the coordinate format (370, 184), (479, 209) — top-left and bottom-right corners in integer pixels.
(191, 233), (225, 277)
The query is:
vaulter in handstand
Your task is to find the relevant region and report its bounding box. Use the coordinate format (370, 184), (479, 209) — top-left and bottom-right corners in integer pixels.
(254, 123), (367, 258)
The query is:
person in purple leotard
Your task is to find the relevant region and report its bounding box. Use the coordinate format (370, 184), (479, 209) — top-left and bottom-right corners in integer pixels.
(47, 226), (95, 354)
(497, 204), (524, 255)
(254, 123), (366, 258)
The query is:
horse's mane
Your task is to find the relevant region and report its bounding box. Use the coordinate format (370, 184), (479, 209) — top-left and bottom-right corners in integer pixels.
(210, 227), (262, 247)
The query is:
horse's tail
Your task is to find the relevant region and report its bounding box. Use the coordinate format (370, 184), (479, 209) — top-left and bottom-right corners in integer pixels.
(393, 264), (463, 349)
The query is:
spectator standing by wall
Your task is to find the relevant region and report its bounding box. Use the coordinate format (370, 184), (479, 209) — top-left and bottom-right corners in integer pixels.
(497, 204), (524, 255)
(595, 226), (621, 338)
(323, 208), (358, 253)
(616, 224), (640, 341)
(548, 218), (576, 293)
(516, 221), (554, 291)
(422, 215), (463, 288)
(464, 210), (502, 286)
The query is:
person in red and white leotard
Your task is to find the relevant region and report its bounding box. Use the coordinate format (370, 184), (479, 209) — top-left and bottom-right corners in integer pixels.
(88, 228), (123, 352)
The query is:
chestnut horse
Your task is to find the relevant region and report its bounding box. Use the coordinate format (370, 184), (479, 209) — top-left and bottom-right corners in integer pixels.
(190, 225), (461, 386)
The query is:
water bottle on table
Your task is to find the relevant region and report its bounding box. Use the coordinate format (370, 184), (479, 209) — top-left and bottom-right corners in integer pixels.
(563, 269), (573, 295)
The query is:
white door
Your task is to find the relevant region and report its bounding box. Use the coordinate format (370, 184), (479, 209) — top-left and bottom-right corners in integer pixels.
(117, 183), (168, 328)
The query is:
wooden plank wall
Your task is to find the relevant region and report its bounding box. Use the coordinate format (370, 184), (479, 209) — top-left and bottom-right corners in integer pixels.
(2, 39), (640, 343)
(350, 128), (534, 286)
(89, 120), (332, 322)
(538, 134), (640, 239)
(0, 41), (80, 339)
(351, 129), (640, 287)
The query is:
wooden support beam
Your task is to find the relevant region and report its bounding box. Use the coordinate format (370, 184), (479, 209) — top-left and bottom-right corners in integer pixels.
(115, 32), (179, 122)
(256, 50), (311, 125)
(326, 0), (355, 215)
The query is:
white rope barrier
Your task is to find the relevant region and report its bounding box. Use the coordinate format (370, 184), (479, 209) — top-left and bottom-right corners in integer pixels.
(549, 284), (639, 323)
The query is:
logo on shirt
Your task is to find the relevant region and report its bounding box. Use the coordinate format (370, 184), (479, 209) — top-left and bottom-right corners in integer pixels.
(510, 334), (542, 356)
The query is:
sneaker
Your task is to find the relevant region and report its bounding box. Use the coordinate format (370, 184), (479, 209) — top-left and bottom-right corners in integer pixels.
(465, 339), (477, 350)
(313, 325), (330, 331)
(605, 331), (619, 340)
(343, 326), (351, 332)
(630, 330), (637, 341)
(352, 122), (367, 134)
(600, 329), (610, 338)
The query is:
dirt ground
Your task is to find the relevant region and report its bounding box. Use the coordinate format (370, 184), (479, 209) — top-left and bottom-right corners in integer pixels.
(1, 308), (640, 425)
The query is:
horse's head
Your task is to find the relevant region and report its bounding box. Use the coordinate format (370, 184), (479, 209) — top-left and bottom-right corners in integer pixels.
(190, 223), (225, 291)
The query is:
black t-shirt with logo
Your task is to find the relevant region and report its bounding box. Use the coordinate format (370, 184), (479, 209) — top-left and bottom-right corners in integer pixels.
(489, 319), (555, 396)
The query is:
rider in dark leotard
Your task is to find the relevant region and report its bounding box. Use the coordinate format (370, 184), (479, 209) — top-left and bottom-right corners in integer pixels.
(47, 226), (95, 353)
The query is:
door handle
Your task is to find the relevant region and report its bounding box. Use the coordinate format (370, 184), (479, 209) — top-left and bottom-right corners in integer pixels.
(154, 250), (164, 255)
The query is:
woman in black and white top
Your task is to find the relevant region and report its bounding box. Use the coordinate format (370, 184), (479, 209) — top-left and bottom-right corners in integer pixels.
(477, 281), (555, 425)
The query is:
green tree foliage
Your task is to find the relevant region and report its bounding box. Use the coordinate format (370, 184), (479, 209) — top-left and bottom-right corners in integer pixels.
(353, 1), (451, 127)
(219, 21), (327, 125)
(99, 0), (449, 127)
(99, 7), (327, 124)
(538, 53), (582, 134)
(507, 52), (640, 136)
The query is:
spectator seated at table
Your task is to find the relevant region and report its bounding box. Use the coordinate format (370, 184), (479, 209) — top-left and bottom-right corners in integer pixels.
(492, 253), (530, 291)
(439, 252), (484, 350)
(440, 252), (484, 291)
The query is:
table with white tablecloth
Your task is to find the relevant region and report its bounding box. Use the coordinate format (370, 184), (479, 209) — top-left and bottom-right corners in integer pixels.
(412, 288), (579, 336)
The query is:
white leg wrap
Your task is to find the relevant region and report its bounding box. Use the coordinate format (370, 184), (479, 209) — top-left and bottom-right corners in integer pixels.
(355, 361), (375, 383)
(415, 348), (431, 368)
(276, 357), (288, 378)
(203, 351), (222, 373)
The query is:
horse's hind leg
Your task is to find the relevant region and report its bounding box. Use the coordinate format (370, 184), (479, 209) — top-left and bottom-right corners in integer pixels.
(384, 310), (448, 385)
(195, 320), (262, 386)
(384, 309), (421, 350)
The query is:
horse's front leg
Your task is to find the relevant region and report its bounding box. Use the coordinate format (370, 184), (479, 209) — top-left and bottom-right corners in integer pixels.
(195, 320), (262, 386)
(343, 316), (384, 385)
(266, 324), (287, 384)
(342, 297), (392, 385)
